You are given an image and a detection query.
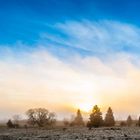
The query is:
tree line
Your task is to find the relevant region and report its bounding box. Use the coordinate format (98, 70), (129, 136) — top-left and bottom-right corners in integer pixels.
(6, 105), (140, 128)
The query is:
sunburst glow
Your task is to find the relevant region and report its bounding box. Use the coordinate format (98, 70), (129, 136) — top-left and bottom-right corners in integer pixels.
(76, 103), (93, 112)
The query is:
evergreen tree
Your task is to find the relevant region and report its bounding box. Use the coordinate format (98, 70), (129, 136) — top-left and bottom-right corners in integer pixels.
(126, 115), (132, 126)
(104, 107), (115, 126)
(87, 105), (103, 128)
(7, 119), (14, 128)
(73, 109), (84, 126)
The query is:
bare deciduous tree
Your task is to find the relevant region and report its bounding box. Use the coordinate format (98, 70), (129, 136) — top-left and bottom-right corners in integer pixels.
(26, 108), (56, 127)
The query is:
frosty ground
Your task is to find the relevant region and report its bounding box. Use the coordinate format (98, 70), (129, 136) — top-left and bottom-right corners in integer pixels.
(0, 127), (140, 140)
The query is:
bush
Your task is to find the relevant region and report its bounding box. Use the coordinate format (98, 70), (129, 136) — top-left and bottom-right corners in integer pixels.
(120, 121), (127, 127)
(63, 119), (70, 126)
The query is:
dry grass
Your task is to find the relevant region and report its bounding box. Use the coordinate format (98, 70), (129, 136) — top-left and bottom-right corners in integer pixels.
(0, 127), (140, 140)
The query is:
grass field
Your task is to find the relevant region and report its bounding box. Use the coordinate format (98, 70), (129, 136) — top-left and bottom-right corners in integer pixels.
(0, 127), (140, 140)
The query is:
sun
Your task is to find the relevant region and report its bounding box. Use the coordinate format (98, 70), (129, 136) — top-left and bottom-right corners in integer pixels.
(76, 103), (93, 113)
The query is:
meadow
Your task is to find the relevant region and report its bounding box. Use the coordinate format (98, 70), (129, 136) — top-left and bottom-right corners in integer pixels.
(0, 126), (140, 140)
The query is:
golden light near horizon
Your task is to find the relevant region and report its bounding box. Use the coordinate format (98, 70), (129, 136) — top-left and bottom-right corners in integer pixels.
(75, 91), (101, 113)
(76, 102), (93, 113)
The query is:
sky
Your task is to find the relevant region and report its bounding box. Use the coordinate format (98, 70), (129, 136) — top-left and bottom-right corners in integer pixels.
(1, 0), (140, 120)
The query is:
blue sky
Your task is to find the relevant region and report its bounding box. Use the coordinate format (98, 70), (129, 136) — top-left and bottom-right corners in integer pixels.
(1, 0), (140, 46)
(2, 0), (140, 120)
(1, 0), (140, 59)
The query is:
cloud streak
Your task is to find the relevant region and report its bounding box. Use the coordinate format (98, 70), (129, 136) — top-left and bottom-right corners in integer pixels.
(1, 20), (140, 120)
(42, 20), (140, 57)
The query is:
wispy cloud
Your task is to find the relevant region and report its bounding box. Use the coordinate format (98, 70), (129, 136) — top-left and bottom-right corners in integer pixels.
(1, 20), (140, 120)
(42, 20), (140, 57)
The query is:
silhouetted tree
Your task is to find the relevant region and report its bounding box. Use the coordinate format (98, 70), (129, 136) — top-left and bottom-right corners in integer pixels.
(7, 119), (14, 128)
(87, 105), (103, 128)
(73, 109), (84, 126)
(26, 108), (56, 127)
(104, 107), (115, 126)
(138, 116), (140, 127)
(126, 115), (132, 126)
